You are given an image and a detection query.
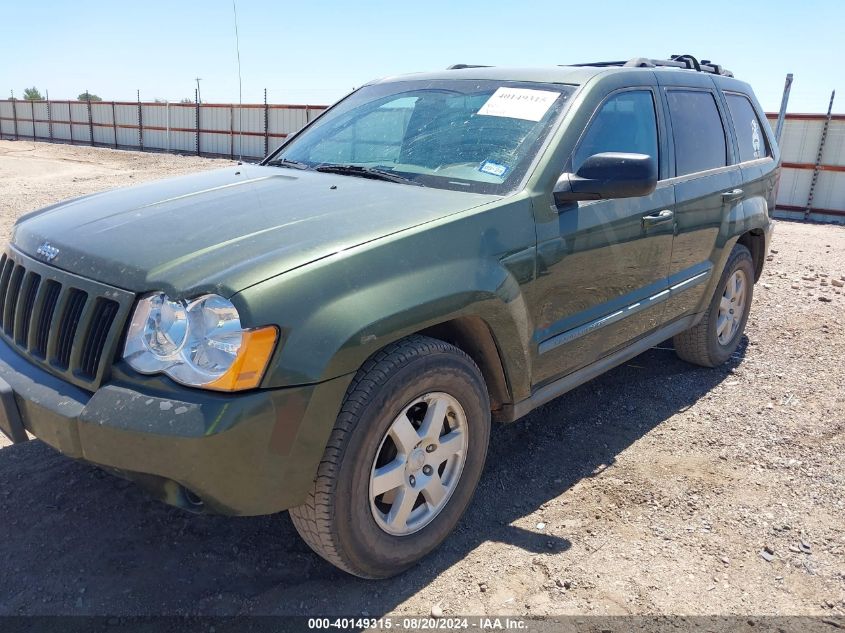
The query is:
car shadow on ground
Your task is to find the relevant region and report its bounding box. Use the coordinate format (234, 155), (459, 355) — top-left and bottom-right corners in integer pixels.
(0, 339), (747, 616)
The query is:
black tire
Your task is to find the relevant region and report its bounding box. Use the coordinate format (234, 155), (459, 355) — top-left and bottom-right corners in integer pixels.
(289, 335), (491, 579)
(673, 244), (755, 367)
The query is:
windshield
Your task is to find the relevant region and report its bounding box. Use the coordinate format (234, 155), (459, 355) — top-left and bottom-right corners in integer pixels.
(265, 79), (575, 195)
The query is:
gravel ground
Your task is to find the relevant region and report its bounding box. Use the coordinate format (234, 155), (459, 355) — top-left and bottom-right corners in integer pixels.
(0, 140), (843, 617)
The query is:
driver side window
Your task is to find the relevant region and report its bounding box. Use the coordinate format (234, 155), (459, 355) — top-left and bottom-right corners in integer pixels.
(573, 90), (659, 173)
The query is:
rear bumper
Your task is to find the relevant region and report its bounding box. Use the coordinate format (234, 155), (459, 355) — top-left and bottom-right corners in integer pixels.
(0, 338), (351, 515)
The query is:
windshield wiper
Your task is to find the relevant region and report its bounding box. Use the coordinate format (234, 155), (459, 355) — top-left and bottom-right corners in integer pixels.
(313, 164), (420, 185)
(265, 158), (310, 170)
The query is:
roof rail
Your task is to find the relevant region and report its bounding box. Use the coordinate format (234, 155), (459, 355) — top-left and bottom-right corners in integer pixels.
(568, 55), (734, 77)
(446, 64), (492, 70)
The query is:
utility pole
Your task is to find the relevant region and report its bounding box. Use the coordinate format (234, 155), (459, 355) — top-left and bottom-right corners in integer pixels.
(774, 73), (794, 145)
(195, 77), (202, 104)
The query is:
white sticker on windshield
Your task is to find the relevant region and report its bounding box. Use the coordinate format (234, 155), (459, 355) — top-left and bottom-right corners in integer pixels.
(479, 160), (509, 177)
(477, 87), (559, 121)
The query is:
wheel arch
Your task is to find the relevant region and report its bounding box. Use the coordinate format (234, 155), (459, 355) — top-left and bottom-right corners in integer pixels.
(417, 316), (512, 417)
(737, 228), (766, 282)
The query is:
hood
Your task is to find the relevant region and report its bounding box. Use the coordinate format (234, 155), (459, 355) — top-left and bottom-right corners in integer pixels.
(12, 165), (497, 297)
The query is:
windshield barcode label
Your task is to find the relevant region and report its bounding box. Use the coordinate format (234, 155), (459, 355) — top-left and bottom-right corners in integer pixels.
(477, 87), (559, 121)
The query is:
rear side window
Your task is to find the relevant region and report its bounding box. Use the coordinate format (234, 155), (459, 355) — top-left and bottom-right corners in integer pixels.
(666, 90), (727, 176)
(725, 93), (770, 162)
(573, 90), (658, 172)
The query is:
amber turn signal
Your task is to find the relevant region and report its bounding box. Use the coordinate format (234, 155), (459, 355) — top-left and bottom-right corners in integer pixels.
(206, 326), (278, 391)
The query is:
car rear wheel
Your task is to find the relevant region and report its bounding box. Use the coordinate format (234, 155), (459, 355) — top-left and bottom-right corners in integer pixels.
(289, 335), (490, 579)
(673, 243), (755, 367)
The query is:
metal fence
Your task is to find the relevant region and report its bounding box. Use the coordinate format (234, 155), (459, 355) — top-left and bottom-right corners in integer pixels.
(0, 98), (328, 159)
(0, 98), (842, 223)
(765, 113), (845, 223)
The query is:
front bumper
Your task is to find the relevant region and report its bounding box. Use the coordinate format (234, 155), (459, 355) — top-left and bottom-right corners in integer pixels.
(0, 338), (351, 515)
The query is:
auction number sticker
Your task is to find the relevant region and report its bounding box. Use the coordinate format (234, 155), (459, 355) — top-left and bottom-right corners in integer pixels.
(477, 87), (559, 121)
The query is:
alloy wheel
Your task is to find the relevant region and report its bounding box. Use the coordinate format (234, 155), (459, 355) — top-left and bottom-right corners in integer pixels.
(717, 269), (747, 345)
(369, 392), (468, 536)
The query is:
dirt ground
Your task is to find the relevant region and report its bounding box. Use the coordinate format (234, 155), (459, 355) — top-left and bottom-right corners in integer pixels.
(0, 140), (843, 617)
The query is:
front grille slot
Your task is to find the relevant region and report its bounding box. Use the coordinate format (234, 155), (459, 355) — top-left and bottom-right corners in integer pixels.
(79, 299), (119, 379)
(54, 289), (88, 370)
(33, 280), (61, 358)
(0, 256), (13, 327)
(3, 265), (25, 337)
(16, 272), (41, 347)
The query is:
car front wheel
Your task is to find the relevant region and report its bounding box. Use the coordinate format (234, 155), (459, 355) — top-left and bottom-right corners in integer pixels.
(289, 335), (490, 579)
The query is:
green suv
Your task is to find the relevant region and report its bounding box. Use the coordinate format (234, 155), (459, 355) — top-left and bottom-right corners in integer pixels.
(0, 56), (776, 578)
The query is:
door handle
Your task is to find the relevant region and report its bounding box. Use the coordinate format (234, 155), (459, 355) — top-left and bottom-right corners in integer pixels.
(642, 209), (674, 226)
(722, 189), (744, 200)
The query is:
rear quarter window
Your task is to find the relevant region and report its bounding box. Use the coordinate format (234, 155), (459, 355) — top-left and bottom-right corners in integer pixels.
(666, 90), (727, 177)
(725, 93), (771, 163)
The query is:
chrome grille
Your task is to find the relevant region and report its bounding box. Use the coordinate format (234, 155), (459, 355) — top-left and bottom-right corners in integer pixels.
(0, 248), (135, 390)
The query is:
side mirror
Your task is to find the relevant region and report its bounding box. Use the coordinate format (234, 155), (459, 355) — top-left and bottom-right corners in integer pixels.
(553, 152), (657, 204)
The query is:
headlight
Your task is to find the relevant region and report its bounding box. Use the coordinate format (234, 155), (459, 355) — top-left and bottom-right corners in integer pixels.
(123, 292), (277, 391)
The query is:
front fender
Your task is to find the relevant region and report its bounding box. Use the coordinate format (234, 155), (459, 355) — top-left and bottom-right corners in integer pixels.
(235, 198), (537, 400)
(316, 259), (533, 400)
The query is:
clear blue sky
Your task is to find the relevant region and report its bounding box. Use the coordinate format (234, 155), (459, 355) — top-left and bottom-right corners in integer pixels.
(1, 0), (842, 112)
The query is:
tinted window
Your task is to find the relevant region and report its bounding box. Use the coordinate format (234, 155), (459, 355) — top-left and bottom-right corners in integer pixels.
(573, 90), (658, 171)
(666, 90), (727, 176)
(726, 93), (770, 162)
